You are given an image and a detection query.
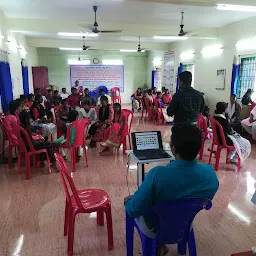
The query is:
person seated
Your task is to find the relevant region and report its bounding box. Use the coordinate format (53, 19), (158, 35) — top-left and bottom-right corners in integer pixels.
(19, 111), (59, 169)
(35, 88), (47, 107)
(241, 89), (254, 118)
(241, 105), (256, 140)
(155, 92), (164, 108)
(59, 88), (69, 100)
(79, 100), (97, 123)
(145, 89), (153, 102)
(83, 88), (97, 107)
(226, 94), (242, 133)
(162, 89), (172, 105)
(125, 124), (219, 256)
(51, 90), (61, 107)
(25, 94), (34, 109)
(97, 88), (112, 106)
(214, 102), (251, 165)
(100, 103), (126, 154)
(88, 96), (114, 147)
(68, 87), (81, 109)
(133, 88), (142, 111)
(30, 95), (57, 138)
(152, 87), (157, 99)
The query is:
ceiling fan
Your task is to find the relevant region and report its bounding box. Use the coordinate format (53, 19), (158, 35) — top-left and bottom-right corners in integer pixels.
(82, 36), (91, 50)
(137, 36), (147, 52)
(87, 6), (123, 34)
(178, 12), (187, 37)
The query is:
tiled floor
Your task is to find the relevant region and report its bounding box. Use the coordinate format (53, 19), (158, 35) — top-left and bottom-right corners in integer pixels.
(1, 111), (256, 256)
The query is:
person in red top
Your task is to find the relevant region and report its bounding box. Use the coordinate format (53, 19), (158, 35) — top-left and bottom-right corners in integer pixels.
(162, 88), (172, 105)
(25, 94), (34, 109)
(68, 87), (81, 109)
(100, 103), (127, 154)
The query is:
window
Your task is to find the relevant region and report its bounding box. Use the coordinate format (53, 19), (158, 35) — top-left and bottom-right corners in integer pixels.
(182, 64), (195, 87)
(238, 57), (256, 99)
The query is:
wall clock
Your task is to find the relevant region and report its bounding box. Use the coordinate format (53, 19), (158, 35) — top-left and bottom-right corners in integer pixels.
(93, 58), (100, 64)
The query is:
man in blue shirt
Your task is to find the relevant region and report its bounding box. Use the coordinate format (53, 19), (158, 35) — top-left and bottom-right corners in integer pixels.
(125, 124), (219, 256)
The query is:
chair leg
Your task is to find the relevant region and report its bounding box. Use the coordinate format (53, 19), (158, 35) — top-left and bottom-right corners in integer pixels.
(208, 144), (214, 164)
(214, 147), (221, 172)
(67, 209), (76, 256)
(188, 228), (197, 256)
(237, 157), (241, 172)
(126, 212), (135, 256)
(105, 204), (114, 251)
(25, 154), (31, 180)
(64, 199), (70, 236)
(199, 140), (205, 161)
(71, 148), (76, 172)
(8, 145), (13, 169)
(83, 145), (88, 167)
(141, 235), (156, 256)
(97, 211), (104, 226)
(178, 241), (187, 255)
(17, 151), (21, 175)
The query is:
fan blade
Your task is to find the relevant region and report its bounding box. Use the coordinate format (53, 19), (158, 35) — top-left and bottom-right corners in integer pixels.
(187, 36), (217, 40)
(99, 29), (123, 33)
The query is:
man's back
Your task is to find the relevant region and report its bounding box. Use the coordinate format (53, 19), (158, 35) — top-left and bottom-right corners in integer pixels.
(167, 87), (204, 123)
(125, 160), (218, 229)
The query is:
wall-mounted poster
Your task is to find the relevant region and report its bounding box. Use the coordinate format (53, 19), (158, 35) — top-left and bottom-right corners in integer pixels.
(216, 69), (226, 90)
(70, 65), (124, 92)
(162, 51), (175, 94)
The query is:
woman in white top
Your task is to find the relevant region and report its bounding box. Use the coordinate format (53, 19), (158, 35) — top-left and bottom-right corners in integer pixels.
(79, 100), (97, 124)
(241, 105), (256, 140)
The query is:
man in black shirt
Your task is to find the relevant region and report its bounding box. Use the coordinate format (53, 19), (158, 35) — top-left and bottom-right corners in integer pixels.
(167, 71), (204, 126)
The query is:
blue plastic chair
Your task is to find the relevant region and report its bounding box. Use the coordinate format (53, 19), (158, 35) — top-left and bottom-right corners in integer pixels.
(126, 198), (212, 256)
(130, 94), (135, 113)
(88, 91), (97, 99)
(97, 86), (109, 97)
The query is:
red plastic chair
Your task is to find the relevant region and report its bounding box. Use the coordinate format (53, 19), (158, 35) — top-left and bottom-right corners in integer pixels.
(208, 117), (241, 172)
(0, 118), (18, 169)
(0, 114), (9, 159)
(60, 119), (90, 172)
(144, 98), (155, 121)
(112, 95), (122, 104)
(12, 124), (51, 180)
(54, 153), (114, 256)
(122, 109), (134, 155)
(111, 87), (120, 97)
(197, 114), (209, 160)
(153, 99), (165, 125)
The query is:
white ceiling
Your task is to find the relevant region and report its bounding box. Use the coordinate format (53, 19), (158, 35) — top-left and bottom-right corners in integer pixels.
(1, 0), (256, 49)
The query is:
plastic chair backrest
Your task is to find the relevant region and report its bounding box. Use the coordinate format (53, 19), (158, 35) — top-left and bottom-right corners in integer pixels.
(209, 117), (228, 147)
(55, 153), (84, 209)
(197, 114), (208, 137)
(1, 118), (17, 145)
(89, 91), (97, 98)
(98, 86), (108, 95)
(122, 109), (133, 134)
(144, 98), (153, 110)
(153, 99), (163, 113)
(111, 87), (120, 96)
(65, 119), (90, 147)
(12, 124), (36, 152)
(145, 198), (212, 244)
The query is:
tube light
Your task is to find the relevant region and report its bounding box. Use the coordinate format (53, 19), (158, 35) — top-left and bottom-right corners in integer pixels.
(102, 60), (123, 65)
(180, 51), (195, 61)
(58, 32), (98, 37)
(68, 59), (90, 65)
(153, 36), (188, 40)
(201, 44), (223, 57)
(60, 48), (82, 51)
(236, 38), (256, 51)
(217, 4), (256, 12)
(120, 49), (145, 52)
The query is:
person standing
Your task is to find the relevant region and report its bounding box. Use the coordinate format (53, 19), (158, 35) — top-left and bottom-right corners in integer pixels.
(68, 87), (81, 109)
(167, 71), (204, 127)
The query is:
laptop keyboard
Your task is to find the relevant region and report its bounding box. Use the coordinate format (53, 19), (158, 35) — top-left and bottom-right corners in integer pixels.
(135, 150), (170, 160)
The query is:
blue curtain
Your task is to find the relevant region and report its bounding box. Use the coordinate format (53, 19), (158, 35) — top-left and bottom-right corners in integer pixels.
(22, 65), (29, 95)
(0, 61), (13, 112)
(176, 63), (183, 92)
(230, 64), (240, 95)
(151, 70), (156, 88)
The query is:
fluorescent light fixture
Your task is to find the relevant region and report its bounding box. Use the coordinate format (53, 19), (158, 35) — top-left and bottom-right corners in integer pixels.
(120, 49), (145, 52)
(68, 59), (90, 65)
(58, 32), (98, 37)
(201, 44), (223, 57)
(60, 47), (82, 51)
(153, 36), (188, 41)
(236, 38), (256, 51)
(217, 4), (256, 12)
(102, 60), (123, 65)
(180, 51), (195, 61)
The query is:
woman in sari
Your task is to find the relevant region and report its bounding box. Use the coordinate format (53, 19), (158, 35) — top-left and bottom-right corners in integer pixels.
(241, 105), (256, 140)
(133, 88), (142, 111)
(100, 103), (127, 153)
(213, 102), (251, 166)
(88, 96), (114, 147)
(30, 95), (57, 138)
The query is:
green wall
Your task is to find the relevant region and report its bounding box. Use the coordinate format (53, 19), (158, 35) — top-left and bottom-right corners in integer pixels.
(37, 48), (149, 103)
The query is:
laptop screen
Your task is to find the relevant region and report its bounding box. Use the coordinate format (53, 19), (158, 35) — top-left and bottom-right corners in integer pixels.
(135, 131), (160, 150)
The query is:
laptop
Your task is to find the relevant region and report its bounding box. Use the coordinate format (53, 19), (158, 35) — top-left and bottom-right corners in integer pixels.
(131, 131), (172, 160)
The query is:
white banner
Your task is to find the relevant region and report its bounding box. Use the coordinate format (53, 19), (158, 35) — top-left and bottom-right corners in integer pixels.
(162, 51), (175, 94)
(70, 65), (124, 92)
